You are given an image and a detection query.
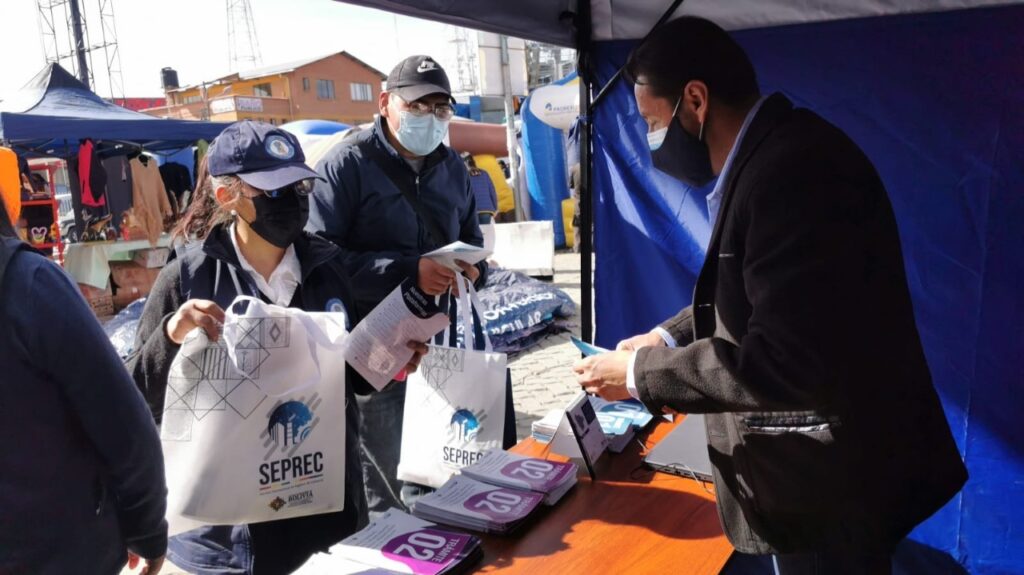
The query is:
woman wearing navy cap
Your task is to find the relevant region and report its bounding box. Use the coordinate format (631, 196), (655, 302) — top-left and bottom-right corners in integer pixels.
(128, 120), (427, 574)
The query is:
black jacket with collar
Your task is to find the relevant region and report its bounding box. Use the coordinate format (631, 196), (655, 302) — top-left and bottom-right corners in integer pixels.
(634, 93), (967, 554)
(126, 225), (370, 568)
(306, 116), (488, 320)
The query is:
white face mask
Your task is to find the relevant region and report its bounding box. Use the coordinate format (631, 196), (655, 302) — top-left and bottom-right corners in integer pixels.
(646, 97), (683, 152)
(395, 110), (450, 156)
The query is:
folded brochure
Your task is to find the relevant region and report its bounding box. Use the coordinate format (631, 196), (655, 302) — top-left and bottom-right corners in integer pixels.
(460, 449), (577, 505)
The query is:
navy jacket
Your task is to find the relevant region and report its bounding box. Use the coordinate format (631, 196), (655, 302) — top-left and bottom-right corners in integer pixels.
(0, 239), (167, 574)
(126, 226), (370, 573)
(307, 116), (487, 319)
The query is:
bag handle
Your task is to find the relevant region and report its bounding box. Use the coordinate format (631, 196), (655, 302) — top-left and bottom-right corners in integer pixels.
(453, 274), (493, 352)
(223, 296), (346, 397)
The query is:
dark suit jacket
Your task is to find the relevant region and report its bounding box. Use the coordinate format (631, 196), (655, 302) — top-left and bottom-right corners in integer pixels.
(634, 93), (967, 554)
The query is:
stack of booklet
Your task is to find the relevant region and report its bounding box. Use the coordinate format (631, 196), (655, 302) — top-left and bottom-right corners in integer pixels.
(530, 409), (563, 443)
(461, 449), (578, 505)
(306, 509), (482, 575)
(411, 475), (545, 535)
(590, 397), (656, 453)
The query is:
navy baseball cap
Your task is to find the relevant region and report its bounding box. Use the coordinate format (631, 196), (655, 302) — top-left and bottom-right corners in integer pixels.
(386, 55), (454, 103)
(207, 120), (321, 190)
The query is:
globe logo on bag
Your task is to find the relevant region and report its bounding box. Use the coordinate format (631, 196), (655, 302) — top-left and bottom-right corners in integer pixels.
(268, 401), (314, 446)
(450, 409), (480, 442)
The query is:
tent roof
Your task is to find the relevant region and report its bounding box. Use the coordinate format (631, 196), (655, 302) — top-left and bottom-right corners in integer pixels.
(335, 0), (1018, 46)
(0, 63), (228, 156)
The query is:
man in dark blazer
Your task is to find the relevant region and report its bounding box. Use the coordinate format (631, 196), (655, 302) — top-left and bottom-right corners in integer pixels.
(574, 17), (967, 574)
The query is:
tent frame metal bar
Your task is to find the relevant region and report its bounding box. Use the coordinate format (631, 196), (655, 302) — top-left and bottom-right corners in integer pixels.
(578, 0), (686, 343)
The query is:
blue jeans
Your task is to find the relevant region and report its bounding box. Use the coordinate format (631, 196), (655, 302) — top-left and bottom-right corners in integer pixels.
(355, 381), (433, 518)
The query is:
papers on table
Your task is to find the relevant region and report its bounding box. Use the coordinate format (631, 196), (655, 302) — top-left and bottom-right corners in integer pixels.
(411, 475), (544, 535)
(342, 279), (450, 390)
(422, 241), (492, 272)
(534, 398), (657, 454)
(304, 509), (482, 575)
(591, 397), (655, 453)
(461, 449), (578, 505)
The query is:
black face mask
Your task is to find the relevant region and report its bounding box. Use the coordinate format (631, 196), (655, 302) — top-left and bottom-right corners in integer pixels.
(651, 112), (715, 187)
(245, 190), (309, 248)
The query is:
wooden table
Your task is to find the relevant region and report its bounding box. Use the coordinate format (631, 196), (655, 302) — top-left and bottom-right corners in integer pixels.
(474, 417), (734, 575)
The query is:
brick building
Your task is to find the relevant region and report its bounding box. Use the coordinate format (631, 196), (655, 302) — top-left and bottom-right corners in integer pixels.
(144, 51), (385, 125)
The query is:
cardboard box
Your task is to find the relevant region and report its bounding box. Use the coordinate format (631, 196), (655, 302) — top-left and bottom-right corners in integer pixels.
(132, 247), (170, 268)
(109, 261), (161, 309)
(78, 282), (114, 317)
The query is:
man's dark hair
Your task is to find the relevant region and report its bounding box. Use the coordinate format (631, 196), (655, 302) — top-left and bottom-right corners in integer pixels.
(625, 16), (759, 107)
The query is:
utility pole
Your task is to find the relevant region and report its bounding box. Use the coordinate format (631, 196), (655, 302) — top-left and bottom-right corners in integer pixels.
(500, 35), (524, 222)
(67, 0), (90, 86)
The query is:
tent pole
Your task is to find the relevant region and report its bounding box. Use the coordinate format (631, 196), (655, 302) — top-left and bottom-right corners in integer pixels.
(577, 0), (594, 343)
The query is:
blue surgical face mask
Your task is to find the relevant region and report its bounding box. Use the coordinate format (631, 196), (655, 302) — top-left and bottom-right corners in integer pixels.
(395, 110), (449, 157)
(647, 98), (681, 152)
(648, 97), (714, 187)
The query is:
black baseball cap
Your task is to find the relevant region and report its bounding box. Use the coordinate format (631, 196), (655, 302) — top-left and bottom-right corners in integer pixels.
(207, 120), (321, 190)
(386, 55), (454, 103)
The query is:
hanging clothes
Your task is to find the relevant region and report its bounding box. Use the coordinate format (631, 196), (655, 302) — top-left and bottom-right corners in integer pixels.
(77, 139), (108, 208)
(101, 155), (134, 233)
(129, 156), (172, 246)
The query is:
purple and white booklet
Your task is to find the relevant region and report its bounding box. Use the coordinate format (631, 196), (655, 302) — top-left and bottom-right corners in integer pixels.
(411, 475), (544, 535)
(320, 509), (482, 575)
(460, 449), (578, 504)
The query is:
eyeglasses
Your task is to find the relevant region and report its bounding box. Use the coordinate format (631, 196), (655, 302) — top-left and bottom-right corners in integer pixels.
(394, 95), (455, 121)
(246, 179), (314, 199)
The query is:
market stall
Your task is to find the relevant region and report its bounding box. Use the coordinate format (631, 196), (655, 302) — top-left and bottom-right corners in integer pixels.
(0, 63), (229, 315)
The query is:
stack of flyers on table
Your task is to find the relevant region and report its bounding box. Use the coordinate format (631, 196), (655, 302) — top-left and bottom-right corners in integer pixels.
(530, 409), (563, 443)
(460, 449), (578, 505)
(589, 397), (656, 453)
(307, 509), (482, 575)
(411, 475), (544, 535)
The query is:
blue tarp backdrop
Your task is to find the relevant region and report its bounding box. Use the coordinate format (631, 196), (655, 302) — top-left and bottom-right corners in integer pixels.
(591, 6), (1024, 574)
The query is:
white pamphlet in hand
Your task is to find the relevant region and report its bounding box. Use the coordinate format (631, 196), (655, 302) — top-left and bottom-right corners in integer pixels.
(342, 280), (450, 391)
(307, 509), (482, 575)
(422, 241), (491, 272)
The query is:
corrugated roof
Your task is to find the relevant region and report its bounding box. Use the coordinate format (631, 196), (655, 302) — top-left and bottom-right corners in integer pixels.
(170, 51), (386, 92)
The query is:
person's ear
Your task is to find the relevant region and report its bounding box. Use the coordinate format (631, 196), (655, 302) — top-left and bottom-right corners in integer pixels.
(683, 80), (710, 125)
(378, 91), (392, 119)
(213, 182), (237, 209)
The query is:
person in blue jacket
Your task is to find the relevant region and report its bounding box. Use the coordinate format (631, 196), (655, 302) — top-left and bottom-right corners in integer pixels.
(0, 195), (167, 574)
(127, 121), (428, 574)
(307, 55), (488, 517)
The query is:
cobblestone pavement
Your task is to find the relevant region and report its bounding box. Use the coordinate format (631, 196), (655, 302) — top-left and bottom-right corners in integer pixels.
(505, 251), (585, 440)
(124, 252), (586, 574)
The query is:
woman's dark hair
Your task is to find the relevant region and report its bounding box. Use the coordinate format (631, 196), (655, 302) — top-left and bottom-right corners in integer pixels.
(0, 193), (17, 238)
(625, 16), (759, 107)
(172, 155), (242, 242)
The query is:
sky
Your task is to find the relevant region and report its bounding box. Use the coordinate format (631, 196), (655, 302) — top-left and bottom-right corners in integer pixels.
(0, 0), (465, 99)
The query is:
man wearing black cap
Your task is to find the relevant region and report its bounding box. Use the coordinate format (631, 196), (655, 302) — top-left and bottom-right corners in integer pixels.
(307, 55), (488, 517)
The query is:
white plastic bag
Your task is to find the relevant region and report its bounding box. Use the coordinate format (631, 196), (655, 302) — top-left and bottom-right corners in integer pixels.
(161, 296), (348, 535)
(398, 275), (509, 488)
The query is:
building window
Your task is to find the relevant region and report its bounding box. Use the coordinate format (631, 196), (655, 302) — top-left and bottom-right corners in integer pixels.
(350, 82), (373, 102)
(253, 83), (272, 97)
(183, 94), (202, 104)
(302, 77), (310, 92)
(317, 79), (336, 100)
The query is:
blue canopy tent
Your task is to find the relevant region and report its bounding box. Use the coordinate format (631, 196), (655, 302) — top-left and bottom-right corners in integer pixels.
(335, 2), (1023, 573)
(0, 63), (228, 156)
